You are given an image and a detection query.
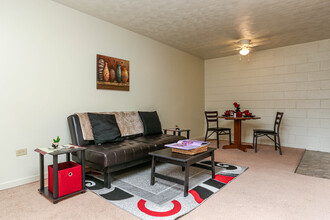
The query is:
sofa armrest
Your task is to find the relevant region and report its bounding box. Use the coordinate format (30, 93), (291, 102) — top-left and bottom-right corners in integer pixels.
(67, 114), (90, 146)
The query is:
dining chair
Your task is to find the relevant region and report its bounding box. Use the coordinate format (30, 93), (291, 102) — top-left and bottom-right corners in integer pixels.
(253, 112), (284, 155)
(204, 111), (231, 148)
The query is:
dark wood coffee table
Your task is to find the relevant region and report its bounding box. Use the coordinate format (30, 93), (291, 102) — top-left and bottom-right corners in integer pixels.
(149, 147), (216, 197)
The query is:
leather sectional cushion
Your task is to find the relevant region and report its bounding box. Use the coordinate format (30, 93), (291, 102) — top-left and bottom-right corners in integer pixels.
(83, 140), (159, 167)
(88, 113), (123, 144)
(138, 111), (162, 136)
(132, 134), (185, 147)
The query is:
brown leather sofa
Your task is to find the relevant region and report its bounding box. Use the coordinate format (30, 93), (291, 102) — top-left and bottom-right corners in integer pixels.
(67, 112), (185, 188)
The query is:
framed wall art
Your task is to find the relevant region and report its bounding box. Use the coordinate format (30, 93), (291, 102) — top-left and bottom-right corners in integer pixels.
(97, 54), (129, 91)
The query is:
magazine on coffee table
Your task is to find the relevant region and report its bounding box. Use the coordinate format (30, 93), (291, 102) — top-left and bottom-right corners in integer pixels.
(165, 139), (210, 150)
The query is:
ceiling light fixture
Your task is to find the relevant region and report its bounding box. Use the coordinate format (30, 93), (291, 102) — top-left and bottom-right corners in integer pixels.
(239, 48), (250, 56)
(238, 39), (251, 56)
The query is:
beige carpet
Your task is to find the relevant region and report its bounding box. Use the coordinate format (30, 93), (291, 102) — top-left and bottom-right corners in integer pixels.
(1, 141), (330, 220)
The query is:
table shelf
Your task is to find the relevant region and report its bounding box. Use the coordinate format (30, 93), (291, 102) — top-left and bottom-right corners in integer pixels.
(38, 187), (85, 204)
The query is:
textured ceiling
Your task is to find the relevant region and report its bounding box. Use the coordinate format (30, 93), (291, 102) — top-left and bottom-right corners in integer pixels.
(53, 0), (330, 59)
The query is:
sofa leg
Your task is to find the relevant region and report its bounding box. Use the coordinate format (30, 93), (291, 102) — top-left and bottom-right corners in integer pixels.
(104, 171), (112, 188)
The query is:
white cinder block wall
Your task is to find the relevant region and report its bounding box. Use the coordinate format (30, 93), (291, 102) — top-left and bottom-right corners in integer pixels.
(205, 39), (330, 152)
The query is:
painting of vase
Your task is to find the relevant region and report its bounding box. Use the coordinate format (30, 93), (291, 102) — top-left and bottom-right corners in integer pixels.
(103, 63), (110, 82)
(109, 66), (116, 82)
(121, 66), (129, 83)
(116, 63), (122, 83)
(96, 54), (129, 91)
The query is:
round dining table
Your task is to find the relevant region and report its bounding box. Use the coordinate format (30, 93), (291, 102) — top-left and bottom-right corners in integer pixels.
(218, 116), (261, 152)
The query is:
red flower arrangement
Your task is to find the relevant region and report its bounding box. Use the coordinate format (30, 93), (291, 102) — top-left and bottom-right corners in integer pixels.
(233, 102), (241, 112)
(223, 102), (253, 117)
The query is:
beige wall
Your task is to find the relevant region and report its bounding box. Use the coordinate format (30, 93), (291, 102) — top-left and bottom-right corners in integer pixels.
(205, 39), (330, 152)
(0, 0), (204, 189)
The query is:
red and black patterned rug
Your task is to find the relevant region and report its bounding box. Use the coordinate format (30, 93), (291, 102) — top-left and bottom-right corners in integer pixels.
(85, 160), (247, 219)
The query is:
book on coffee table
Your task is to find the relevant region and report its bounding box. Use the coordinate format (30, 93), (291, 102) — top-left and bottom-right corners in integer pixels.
(165, 139), (210, 150)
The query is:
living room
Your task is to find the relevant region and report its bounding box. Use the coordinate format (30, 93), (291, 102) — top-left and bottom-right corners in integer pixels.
(0, 0), (329, 219)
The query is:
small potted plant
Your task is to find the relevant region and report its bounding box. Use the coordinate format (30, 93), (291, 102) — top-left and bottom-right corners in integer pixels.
(52, 136), (60, 149)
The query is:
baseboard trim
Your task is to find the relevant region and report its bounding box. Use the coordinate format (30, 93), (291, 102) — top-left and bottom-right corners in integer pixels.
(0, 173), (47, 191)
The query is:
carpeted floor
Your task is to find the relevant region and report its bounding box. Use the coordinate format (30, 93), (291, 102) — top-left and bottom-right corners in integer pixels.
(295, 150), (330, 179)
(1, 141), (330, 219)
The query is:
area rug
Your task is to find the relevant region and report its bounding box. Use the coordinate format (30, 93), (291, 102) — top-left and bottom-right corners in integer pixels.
(85, 160), (247, 219)
(295, 150), (330, 179)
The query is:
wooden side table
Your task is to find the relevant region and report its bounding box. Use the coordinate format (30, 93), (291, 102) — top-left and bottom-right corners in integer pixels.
(163, 128), (190, 139)
(35, 146), (86, 203)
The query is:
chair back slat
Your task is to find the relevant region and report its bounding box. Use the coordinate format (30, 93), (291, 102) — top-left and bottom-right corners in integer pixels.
(205, 111), (219, 129)
(274, 112), (284, 133)
(207, 119), (218, 122)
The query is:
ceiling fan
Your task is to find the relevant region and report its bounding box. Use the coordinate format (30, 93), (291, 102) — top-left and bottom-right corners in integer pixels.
(234, 37), (273, 56)
(205, 36), (272, 58)
(237, 39), (252, 56)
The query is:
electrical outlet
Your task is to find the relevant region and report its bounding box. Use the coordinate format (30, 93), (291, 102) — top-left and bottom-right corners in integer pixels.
(16, 148), (27, 156)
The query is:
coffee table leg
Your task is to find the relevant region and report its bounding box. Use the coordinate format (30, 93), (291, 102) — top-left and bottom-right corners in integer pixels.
(184, 165), (189, 197)
(211, 151), (215, 178)
(151, 156), (155, 185)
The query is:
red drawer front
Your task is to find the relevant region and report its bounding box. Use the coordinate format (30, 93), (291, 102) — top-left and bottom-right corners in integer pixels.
(48, 161), (82, 197)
